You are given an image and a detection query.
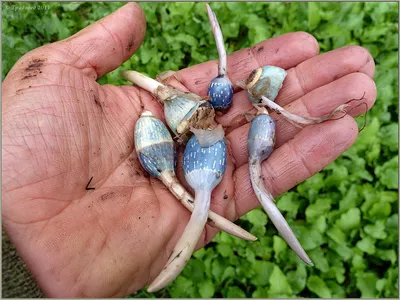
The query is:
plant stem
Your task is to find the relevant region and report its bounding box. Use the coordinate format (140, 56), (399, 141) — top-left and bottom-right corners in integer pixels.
(160, 170), (256, 241)
(122, 70), (165, 94)
(261, 96), (348, 127)
(249, 159), (313, 266)
(206, 4), (227, 76)
(148, 189), (211, 292)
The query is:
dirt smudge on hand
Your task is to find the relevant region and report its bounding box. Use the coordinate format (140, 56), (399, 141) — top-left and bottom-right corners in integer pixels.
(99, 190), (115, 201)
(127, 157), (150, 178)
(90, 89), (103, 112)
(21, 58), (46, 81)
(126, 34), (135, 52)
(96, 186), (133, 203)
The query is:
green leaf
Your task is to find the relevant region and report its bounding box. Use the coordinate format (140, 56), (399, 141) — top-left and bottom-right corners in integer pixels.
(269, 265), (293, 296)
(376, 278), (387, 295)
(61, 2), (84, 11)
(298, 227), (324, 250)
(327, 264), (346, 284)
(375, 249), (397, 264)
(252, 287), (269, 298)
(353, 117), (380, 151)
(221, 266), (235, 283)
(326, 280), (346, 298)
(140, 47), (158, 65)
(312, 215), (327, 234)
(174, 33), (198, 47)
(273, 236), (287, 261)
(168, 276), (195, 298)
(170, 2), (195, 17)
(356, 272), (378, 298)
(368, 201), (392, 219)
(244, 246), (256, 263)
(226, 286), (246, 298)
(184, 259), (205, 281)
(203, 255), (213, 279)
(364, 220), (387, 239)
(307, 275), (331, 298)
(329, 240), (353, 260)
(308, 2), (321, 30)
(352, 253), (367, 271)
(245, 15), (270, 44)
(198, 280), (215, 298)
(51, 13), (70, 40)
(287, 264), (307, 294)
(305, 198), (331, 222)
(324, 163), (349, 187)
(335, 207), (361, 231)
(247, 208), (267, 227)
(216, 244), (233, 258)
(356, 236), (376, 254)
(297, 173), (325, 199)
(276, 192), (300, 218)
(383, 266), (399, 297)
(379, 123), (399, 152)
(211, 259), (224, 282)
(386, 213), (399, 230)
(250, 260), (275, 286)
(375, 156), (399, 189)
(309, 249), (329, 272)
(339, 184), (362, 212)
(327, 226), (347, 244)
(193, 248), (207, 259)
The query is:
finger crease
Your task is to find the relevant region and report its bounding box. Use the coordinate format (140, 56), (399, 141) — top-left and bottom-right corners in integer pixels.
(287, 140), (314, 179)
(294, 66), (307, 96)
(297, 94), (314, 118)
(98, 21), (125, 65)
(249, 46), (263, 69)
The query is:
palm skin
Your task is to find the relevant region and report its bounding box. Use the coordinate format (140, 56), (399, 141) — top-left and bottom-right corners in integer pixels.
(2, 3), (377, 298)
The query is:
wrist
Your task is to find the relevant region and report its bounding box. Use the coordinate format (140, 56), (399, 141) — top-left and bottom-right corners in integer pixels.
(2, 230), (44, 298)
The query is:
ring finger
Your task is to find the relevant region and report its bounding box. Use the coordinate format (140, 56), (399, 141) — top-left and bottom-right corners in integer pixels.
(226, 72), (377, 167)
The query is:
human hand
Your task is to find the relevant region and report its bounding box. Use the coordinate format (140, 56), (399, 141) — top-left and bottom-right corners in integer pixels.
(2, 3), (376, 298)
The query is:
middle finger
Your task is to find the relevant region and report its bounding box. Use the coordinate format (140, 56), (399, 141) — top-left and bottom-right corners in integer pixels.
(217, 45), (375, 131)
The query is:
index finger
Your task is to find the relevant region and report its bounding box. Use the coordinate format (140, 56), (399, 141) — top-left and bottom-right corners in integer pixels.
(176, 32), (319, 96)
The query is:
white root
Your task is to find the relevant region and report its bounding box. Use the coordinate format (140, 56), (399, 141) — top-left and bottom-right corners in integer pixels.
(148, 189), (211, 292)
(123, 70), (180, 102)
(206, 4), (227, 76)
(122, 70), (164, 94)
(160, 170), (256, 241)
(261, 96), (348, 128)
(249, 161), (313, 266)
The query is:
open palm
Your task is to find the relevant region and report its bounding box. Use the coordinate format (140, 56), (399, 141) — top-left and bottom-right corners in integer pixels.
(2, 3), (376, 298)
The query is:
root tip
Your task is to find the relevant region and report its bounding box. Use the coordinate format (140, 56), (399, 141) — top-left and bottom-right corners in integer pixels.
(147, 281), (163, 293)
(305, 258), (314, 267)
(121, 70), (130, 78)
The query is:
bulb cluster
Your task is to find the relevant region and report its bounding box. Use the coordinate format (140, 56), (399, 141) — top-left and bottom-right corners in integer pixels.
(120, 2), (352, 292)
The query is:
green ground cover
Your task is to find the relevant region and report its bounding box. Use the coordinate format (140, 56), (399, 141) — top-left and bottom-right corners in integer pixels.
(2, 2), (398, 298)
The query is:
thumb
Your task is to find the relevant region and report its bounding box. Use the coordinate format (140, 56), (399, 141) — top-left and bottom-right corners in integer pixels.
(8, 3), (146, 81)
(59, 2), (146, 79)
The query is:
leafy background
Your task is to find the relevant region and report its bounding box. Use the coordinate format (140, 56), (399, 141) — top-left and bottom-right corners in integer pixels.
(2, 1), (398, 298)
